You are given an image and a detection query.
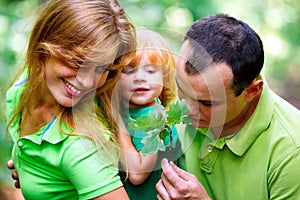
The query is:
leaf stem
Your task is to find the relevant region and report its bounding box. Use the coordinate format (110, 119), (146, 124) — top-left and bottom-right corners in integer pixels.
(166, 125), (172, 162)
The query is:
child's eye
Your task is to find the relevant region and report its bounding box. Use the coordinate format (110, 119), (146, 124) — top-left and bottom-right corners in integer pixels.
(145, 65), (159, 73)
(122, 66), (135, 74)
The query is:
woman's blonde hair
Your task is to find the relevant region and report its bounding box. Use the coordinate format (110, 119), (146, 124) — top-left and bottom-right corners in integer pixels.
(129, 29), (177, 107)
(7, 0), (136, 162)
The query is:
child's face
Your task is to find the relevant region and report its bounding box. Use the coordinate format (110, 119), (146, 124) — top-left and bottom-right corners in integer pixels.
(44, 58), (109, 107)
(119, 55), (163, 109)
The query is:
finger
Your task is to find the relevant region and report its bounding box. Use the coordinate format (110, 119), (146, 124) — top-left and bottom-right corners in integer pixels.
(157, 194), (162, 200)
(161, 159), (197, 198)
(157, 193), (164, 200)
(169, 161), (195, 181)
(14, 181), (20, 189)
(11, 171), (19, 180)
(161, 171), (181, 199)
(161, 158), (169, 167)
(161, 158), (182, 195)
(7, 159), (15, 170)
(161, 158), (181, 185)
(156, 179), (170, 200)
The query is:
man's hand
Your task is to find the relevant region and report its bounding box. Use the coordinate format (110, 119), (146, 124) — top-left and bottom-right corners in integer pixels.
(156, 158), (211, 200)
(7, 159), (20, 188)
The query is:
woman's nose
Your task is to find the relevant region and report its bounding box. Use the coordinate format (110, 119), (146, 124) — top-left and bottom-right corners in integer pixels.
(76, 69), (95, 89)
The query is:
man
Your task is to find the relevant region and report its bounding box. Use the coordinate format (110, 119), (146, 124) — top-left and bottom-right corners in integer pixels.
(156, 13), (300, 199)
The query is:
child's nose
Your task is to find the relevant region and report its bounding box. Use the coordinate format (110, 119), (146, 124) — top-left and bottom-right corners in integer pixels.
(133, 68), (146, 81)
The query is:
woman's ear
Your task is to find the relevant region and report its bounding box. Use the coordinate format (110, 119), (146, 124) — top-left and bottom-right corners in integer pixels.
(245, 80), (263, 102)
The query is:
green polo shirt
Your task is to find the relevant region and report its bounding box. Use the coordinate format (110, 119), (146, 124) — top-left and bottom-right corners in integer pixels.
(6, 76), (123, 200)
(178, 81), (300, 199)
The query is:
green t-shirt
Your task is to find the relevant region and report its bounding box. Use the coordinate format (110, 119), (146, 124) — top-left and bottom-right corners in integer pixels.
(178, 81), (300, 199)
(6, 76), (123, 200)
(121, 106), (182, 200)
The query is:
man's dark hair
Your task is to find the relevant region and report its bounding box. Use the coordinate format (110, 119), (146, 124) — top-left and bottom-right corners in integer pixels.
(184, 13), (264, 96)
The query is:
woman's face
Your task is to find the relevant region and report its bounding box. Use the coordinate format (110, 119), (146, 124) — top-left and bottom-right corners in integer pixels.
(118, 55), (163, 109)
(44, 58), (109, 107)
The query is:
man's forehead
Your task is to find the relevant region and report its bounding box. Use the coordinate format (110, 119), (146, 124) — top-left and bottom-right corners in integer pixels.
(175, 72), (188, 90)
(175, 63), (232, 100)
(175, 70), (204, 98)
(177, 40), (191, 60)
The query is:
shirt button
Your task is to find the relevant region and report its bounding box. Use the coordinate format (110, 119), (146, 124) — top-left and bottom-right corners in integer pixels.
(207, 145), (213, 152)
(17, 141), (23, 147)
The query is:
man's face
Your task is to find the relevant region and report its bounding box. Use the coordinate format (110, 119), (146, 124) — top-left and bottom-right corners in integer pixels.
(176, 41), (249, 131)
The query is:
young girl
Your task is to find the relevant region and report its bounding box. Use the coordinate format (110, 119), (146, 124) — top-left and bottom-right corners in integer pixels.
(116, 29), (182, 200)
(6, 0), (135, 199)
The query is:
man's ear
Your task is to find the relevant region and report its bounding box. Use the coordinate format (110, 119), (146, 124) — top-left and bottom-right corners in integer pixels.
(245, 80), (263, 102)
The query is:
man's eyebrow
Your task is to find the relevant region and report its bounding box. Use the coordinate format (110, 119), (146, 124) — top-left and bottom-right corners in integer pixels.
(175, 76), (214, 104)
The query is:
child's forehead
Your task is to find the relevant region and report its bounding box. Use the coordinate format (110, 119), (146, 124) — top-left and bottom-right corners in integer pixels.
(131, 50), (163, 66)
(126, 64), (161, 69)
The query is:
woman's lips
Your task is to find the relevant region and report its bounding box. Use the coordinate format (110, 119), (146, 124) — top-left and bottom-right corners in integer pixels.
(63, 79), (83, 97)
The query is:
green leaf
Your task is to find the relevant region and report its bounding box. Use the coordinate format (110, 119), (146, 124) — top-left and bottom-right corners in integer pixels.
(128, 98), (191, 156)
(181, 115), (192, 125)
(159, 128), (170, 141)
(141, 129), (166, 155)
(166, 99), (190, 125)
(128, 98), (167, 132)
(128, 116), (151, 129)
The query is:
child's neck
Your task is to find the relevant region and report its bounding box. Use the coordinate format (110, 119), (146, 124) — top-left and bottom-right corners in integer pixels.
(127, 102), (155, 109)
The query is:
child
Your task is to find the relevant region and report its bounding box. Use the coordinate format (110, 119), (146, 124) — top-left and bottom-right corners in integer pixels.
(6, 0), (135, 199)
(116, 29), (182, 200)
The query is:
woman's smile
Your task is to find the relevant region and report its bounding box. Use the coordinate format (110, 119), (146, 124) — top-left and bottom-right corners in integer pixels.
(62, 79), (84, 97)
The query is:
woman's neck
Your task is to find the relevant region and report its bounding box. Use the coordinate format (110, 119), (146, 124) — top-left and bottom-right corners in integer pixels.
(20, 84), (59, 137)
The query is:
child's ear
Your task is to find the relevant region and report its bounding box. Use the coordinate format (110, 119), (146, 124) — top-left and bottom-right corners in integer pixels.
(245, 80), (263, 102)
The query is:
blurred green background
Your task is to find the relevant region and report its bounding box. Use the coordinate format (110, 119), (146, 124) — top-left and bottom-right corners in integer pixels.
(1, 0), (299, 199)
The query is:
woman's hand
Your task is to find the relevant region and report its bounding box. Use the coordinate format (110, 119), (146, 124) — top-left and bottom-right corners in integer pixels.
(7, 160), (20, 188)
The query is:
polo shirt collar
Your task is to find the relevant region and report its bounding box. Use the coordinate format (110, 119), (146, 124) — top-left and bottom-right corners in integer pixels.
(21, 117), (71, 145)
(225, 81), (274, 156)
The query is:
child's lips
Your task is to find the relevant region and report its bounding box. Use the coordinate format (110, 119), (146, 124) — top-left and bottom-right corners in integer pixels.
(132, 87), (150, 94)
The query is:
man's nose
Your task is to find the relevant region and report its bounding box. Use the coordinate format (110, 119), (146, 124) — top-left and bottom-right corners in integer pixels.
(187, 100), (200, 116)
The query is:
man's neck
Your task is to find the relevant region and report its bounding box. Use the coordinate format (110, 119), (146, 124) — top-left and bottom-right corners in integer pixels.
(211, 95), (260, 138)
